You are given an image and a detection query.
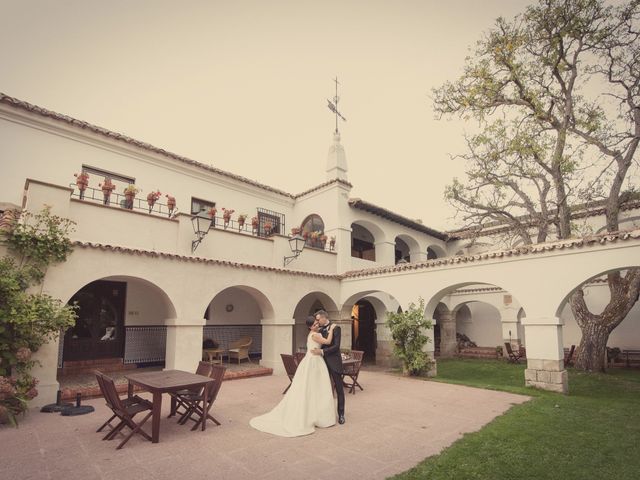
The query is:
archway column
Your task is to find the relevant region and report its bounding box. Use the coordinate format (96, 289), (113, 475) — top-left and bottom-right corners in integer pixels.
(261, 318), (294, 375)
(425, 322), (437, 376)
(410, 250), (428, 263)
(375, 319), (395, 367)
(523, 317), (568, 394)
(439, 311), (457, 357)
(374, 241), (396, 266)
(165, 319), (205, 372)
(29, 334), (62, 407)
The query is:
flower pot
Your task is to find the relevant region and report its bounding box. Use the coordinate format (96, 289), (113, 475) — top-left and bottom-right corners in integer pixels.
(124, 192), (135, 209)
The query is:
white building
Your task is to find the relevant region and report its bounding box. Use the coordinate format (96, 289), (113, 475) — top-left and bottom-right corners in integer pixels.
(1, 93), (638, 402)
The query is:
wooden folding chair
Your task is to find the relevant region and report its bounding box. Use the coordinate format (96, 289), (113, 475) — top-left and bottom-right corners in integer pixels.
(169, 361), (213, 419)
(504, 342), (523, 364)
(178, 364), (226, 431)
(342, 350), (364, 394)
(98, 374), (153, 449)
(95, 372), (148, 434)
(280, 354), (298, 394)
(294, 352), (306, 364)
(564, 344), (576, 367)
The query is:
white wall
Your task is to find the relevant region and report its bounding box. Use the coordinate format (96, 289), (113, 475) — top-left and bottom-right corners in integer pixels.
(456, 302), (503, 347)
(206, 288), (263, 325)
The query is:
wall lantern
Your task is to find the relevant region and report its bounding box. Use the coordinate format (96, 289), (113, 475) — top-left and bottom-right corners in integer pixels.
(191, 215), (213, 253)
(284, 234), (306, 266)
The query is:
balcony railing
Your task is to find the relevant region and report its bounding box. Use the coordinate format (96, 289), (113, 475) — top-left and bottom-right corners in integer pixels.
(70, 184), (178, 218)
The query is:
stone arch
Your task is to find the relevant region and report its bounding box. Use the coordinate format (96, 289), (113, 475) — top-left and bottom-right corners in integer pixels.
(351, 220), (385, 261)
(201, 285), (275, 322)
(427, 244), (447, 259)
(292, 291), (340, 352)
(453, 301), (503, 349)
(395, 234), (421, 263)
(60, 275), (177, 367)
(554, 266), (640, 355)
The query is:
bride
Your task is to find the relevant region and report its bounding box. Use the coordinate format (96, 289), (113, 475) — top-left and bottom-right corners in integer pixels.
(250, 316), (337, 437)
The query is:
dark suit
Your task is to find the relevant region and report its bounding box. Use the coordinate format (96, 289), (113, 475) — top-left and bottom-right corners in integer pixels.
(320, 323), (345, 416)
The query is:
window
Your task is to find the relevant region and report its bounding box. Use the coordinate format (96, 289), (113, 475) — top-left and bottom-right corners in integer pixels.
(257, 208), (285, 236)
(191, 197), (216, 218)
(350, 223), (375, 260)
(300, 214), (324, 247)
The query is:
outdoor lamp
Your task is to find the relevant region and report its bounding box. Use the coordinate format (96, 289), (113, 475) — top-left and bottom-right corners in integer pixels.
(191, 215), (213, 253)
(284, 234), (306, 266)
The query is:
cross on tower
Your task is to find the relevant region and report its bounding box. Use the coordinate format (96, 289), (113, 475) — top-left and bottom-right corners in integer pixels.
(327, 76), (346, 133)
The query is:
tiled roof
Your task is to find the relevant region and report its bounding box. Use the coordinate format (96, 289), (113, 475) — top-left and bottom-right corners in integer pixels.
(349, 198), (447, 240)
(447, 199), (640, 240)
(72, 241), (341, 279)
(0, 93), (297, 198)
(294, 178), (353, 198)
(342, 229), (640, 278)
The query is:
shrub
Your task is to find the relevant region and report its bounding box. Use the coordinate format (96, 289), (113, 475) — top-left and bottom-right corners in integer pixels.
(386, 297), (433, 376)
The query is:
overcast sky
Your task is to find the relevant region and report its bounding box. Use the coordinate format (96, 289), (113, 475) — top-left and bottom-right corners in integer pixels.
(1, 0), (541, 230)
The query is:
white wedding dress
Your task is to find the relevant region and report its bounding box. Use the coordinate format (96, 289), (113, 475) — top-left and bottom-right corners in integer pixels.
(250, 332), (336, 437)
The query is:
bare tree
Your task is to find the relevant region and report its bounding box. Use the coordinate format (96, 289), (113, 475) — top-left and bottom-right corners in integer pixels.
(434, 0), (640, 371)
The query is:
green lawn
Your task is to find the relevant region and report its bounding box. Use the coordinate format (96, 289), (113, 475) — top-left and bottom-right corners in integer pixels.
(391, 359), (640, 480)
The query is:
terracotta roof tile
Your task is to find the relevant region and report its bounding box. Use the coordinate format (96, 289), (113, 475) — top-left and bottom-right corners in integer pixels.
(342, 229), (640, 278)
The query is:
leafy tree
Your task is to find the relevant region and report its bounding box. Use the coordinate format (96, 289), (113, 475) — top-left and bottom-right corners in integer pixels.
(0, 207), (77, 425)
(386, 298), (433, 376)
(433, 0), (640, 371)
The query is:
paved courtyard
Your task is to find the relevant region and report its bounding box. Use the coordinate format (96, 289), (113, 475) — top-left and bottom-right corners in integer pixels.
(1, 370), (529, 480)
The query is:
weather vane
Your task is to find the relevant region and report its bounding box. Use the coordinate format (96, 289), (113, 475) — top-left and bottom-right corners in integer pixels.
(327, 77), (346, 134)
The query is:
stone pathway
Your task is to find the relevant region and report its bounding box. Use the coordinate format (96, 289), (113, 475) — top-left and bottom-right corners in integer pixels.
(1, 370), (529, 480)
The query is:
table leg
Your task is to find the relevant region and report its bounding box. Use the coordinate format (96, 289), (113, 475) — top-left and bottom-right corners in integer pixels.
(202, 384), (209, 432)
(152, 391), (162, 443)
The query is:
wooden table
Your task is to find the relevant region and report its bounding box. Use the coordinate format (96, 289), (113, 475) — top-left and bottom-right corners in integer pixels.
(203, 348), (225, 364)
(125, 370), (214, 443)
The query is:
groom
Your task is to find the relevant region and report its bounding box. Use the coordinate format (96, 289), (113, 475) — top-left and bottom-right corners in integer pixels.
(311, 310), (345, 424)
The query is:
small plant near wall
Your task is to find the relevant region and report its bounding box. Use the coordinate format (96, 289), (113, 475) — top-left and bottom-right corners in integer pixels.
(207, 207), (217, 227)
(123, 184), (140, 210)
(146, 190), (162, 213)
(329, 236), (336, 251)
(165, 194), (176, 216)
(251, 216), (259, 234)
(98, 178), (115, 205)
(291, 227), (301, 236)
(320, 234), (328, 249)
(263, 221), (273, 235)
(496, 345), (504, 359)
(237, 213), (248, 230)
(386, 297), (433, 376)
(73, 172), (89, 199)
(222, 208), (235, 229)
(0, 207), (77, 426)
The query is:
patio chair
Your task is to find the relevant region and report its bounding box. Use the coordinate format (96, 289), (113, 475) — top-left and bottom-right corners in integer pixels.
(228, 336), (253, 364)
(97, 372), (153, 449)
(95, 372), (148, 434)
(342, 350), (364, 394)
(504, 342), (523, 364)
(169, 361), (213, 419)
(564, 345), (576, 367)
(178, 364), (227, 430)
(281, 354), (298, 394)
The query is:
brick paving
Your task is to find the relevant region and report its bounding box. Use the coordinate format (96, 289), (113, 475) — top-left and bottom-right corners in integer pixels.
(1, 370), (529, 480)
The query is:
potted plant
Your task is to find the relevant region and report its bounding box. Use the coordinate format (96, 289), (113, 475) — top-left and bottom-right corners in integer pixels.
(291, 227), (301, 236)
(319, 234), (328, 249)
(222, 208), (235, 229)
(238, 213), (248, 230)
(251, 216), (259, 234)
(329, 236), (336, 251)
(264, 221), (273, 235)
(74, 172), (89, 199)
(165, 194), (176, 216)
(207, 207), (217, 227)
(146, 190), (162, 213)
(98, 178), (115, 205)
(123, 184), (140, 209)
(310, 230), (320, 247)
(496, 345), (504, 359)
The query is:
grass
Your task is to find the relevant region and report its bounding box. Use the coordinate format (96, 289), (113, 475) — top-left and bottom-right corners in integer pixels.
(390, 359), (640, 480)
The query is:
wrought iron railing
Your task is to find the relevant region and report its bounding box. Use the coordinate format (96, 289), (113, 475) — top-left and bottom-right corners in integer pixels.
(70, 184), (179, 218)
(257, 208), (285, 237)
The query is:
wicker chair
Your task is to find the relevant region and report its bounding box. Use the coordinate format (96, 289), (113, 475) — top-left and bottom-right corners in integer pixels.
(228, 336), (253, 364)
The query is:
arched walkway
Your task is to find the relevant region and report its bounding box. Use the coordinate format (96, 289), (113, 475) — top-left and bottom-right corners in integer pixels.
(291, 291), (339, 353)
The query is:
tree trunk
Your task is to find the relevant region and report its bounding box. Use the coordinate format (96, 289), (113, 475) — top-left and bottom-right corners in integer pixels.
(573, 322), (609, 372)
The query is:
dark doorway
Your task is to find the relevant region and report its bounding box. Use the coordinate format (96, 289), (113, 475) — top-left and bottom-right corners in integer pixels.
(63, 280), (126, 361)
(352, 300), (376, 363)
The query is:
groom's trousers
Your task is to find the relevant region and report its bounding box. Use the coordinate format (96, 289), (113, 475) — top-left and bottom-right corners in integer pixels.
(329, 369), (345, 415)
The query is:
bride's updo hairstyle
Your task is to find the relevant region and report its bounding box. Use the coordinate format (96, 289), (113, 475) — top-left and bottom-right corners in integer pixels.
(306, 316), (316, 329)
